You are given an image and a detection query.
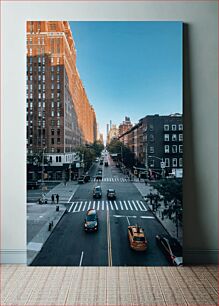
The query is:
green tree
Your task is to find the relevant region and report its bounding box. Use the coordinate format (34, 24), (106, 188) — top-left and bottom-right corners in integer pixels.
(75, 145), (96, 171)
(107, 139), (135, 168)
(90, 140), (104, 157)
(153, 178), (182, 204)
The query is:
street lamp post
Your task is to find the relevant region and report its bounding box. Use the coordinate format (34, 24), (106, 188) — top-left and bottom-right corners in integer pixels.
(148, 155), (165, 178)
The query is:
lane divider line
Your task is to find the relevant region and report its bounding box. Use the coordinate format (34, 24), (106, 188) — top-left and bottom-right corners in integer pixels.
(79, 251), (84, 266)
(107, 210), (112, 266)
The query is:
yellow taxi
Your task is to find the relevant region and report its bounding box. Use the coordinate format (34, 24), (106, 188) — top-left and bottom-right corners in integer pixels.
(128, 225), (147, 251)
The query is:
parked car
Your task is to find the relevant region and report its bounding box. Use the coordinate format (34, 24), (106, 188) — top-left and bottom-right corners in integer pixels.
(156, 234), (183, 266)
(107, 189), (116, 200)
(95, 175), (102, 181)
(100, 160), (103, 165)
(84, 209), (98, 232)
(93, 186), (102, 199)
(83, 175), (90, 182)
(104, 161), (108, 167)
(128, 225), (147, 251)
(78, 176), (85, 184)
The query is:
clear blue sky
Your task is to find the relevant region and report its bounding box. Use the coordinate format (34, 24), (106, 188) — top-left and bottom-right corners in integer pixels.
(69, 21), (182, 141)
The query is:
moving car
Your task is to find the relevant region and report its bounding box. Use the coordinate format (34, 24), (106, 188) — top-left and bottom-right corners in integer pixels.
(83, 175), (90, 182)
(78, 176), (85, 184)
(128, 225), (147, 251)
(100, 160), (103, 165)
(107, 189), (116, 200)
(93, 186), (102, 199)
(156, 234), (183, 266)
(104, 161), (108, 167)
(84, 209), (98, 232)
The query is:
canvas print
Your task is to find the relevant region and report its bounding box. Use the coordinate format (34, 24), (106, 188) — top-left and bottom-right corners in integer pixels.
(27, 21), (183, 266)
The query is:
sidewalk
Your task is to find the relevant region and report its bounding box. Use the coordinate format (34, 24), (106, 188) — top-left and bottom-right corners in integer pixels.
(134, 182), (183, 246)
(27, 181), (79, 265)
(43, 181), (79, 204)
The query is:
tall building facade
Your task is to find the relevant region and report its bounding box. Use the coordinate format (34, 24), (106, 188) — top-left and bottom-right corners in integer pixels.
(118, 116), (133, 146)
(119, 114), (183, 177)
(26, 21), (97, 155)
(107, 124), (119, 143)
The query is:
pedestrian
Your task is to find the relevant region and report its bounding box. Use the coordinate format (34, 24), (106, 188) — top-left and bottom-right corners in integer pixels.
(51, 194), (54, 204)
(56, 194), (59, 204)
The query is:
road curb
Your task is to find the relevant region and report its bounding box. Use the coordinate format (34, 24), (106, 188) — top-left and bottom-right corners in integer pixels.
(27, 206), (67, 265)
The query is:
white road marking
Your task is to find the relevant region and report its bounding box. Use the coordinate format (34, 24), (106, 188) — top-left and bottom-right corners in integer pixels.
(82, 201), (87, 211)
(140, 201), (147, 211)
(126, 216), (130, 225)
(114, 201), (118, 210)
(73, 202), (79, 212)
(119, 201), (124, 210)
(128, 200), (133, 211)
(102, 201), (104, 210)
(132, 200), (138, 211)
(123, 201), (128, 210)
(68, 202), (74, 212)
(88, 201), (91, 210)
(78, 201), (83, 211)
(140, 216), (155, 219)
(79, 251), (84, 266)
(97, 201), (100, 210)
(109, 201), (113, 210)
(106, 201), (109, 211)
(136, 200), (143, 211)
(93, 201), (96, 209)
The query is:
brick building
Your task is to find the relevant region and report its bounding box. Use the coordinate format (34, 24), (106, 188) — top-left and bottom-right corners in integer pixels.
(119, 114), (183, 177)
(26, 21), (97, 181)
(118, 117), (133, 146)
(26, 21), (97, 155)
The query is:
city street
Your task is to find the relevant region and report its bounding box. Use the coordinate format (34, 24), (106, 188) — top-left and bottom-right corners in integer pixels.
(31, 154), (170, 266)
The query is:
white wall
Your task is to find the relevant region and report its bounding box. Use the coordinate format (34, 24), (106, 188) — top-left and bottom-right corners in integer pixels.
(1, 1), (218, 263)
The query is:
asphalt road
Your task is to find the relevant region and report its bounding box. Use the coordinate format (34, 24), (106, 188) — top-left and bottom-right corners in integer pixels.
(31, 152), (170, 266)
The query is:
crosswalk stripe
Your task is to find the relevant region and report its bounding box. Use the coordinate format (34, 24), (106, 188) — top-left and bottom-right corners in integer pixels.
(132, 200), (138, 211)
(140, 201), (147, 211)
(88, 201), (91, 210)
(97, 201), (100, 210)
(68, 202), (74, 212)
(93, 201), (96, 209)
(73, 202), (79, 212)
(127, 200), (133, 211)
(82, 201), (87, 211)
(119, 200), (124, 210)
(123, 200), (128, 210)
(109, 201), (113, 210)
(78, 201), (83, 211)
(102, 201), (104, 210)
(136, 200), (143, 211)
(106, 201), (109, 211)
(114, 201), (118, 210)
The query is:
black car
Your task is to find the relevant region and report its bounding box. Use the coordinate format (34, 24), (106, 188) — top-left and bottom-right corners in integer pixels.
(100, 160), (103, 165)
(156, 234), (183, 266)
(93, 186), (102, 198)
(83, 175), (90, 182)
(95, 175), (102, 181)
(84, 209), (98, 232)
(104, 161), (108, 167)
(78, 176), (85, 184)
(107, 189), (116, 200)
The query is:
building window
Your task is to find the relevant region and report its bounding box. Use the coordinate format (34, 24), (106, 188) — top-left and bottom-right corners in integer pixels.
(51, 101), (54, 108)
(164, 134), (169, 141)
(51, 92), (54, 99)
(51, 147), (55, 153)
(179, 134), (183, 141)
(57, 138), (60, 144)
(57, 111), (60, 117)
(179, 124), (183, 131)
(149, 146), (154, 153)
(172, 145), (177, 153)
(172, 125), (177, 131)
(149, 124), (154, 131)
(165, 158), (170, 167)
(164, 124), (169, 131)
(57, 129), (60, 136)
(51, 138), (54, 145)
(56, 156), (58, 162)
(59, 156), (61, 162)
(51, 110), (54, 117)
(57, 119), (60, 127)
(164, 145), (169, 153)
(172, 134), (177, 141)
(149, 160), (154, 167)
(179, 158), (183, 167)
(51, 129), (54, 136)
(51, 82), (54, 90)
(179, 145), (183, 153)
(149, 134), (154, 142)
(172, 158), (177, 167)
